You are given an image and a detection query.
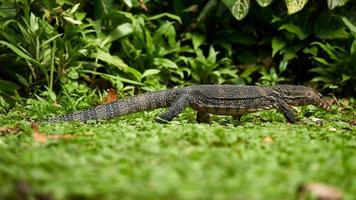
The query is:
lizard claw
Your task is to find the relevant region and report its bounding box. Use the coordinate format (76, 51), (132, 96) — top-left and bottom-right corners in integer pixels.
(155, 116), (170, 124)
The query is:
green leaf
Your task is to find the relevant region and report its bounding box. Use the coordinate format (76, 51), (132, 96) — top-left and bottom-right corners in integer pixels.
(272, 36), (286, 57)
(327, 0), (349, 10)
(285, 0), (308, 14)
(191, 34), (205, 50)
(41, 34), (63, 48)
(146, 13), (182, 24)
(312, 57), (330, 65)
(311, 42), (339, 61)
(311, 76), (332, 83)
(63, 16), (82, 25)
(153, 22), (177, 48)
(256, 0), (273, 7)
(0, 40), (39, 65)
(303, 47), (318, 56)
(351, 39), (356, 54)
(222, 0), (250, 21)
(14, 73), (30, 87)
(123, 0), (133, 8)
(240, 65), (259, 78)
(68, 3), (81, 14)
(91, 50), (142, 80)
(142, 69), (161, 78)
(197, 0), (219, 22)
(80, 70), (142, 85)
(279, 23), (307, 40)
(0, 79), (19, 94)
(207, 46), (218, 64)
(314, 12), (349, 39)
(340, 16), (356, 35)
(279, 60), (288, 73)
(153, 58), (178, 69)
(103, 23), (133, 45)
(341, 74), (351, 83)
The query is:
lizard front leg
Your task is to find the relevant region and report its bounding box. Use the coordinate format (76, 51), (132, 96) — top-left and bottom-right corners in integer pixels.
(272, 98), (296, 123)
(155, 94), (191, 123)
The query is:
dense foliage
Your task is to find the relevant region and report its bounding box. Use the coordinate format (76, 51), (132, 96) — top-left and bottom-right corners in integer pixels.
(0, 0), (355, 113)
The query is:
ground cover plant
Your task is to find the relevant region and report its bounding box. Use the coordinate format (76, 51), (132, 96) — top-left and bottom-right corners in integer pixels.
(0, 0), (356, 199)
(0, 98), (355, 199)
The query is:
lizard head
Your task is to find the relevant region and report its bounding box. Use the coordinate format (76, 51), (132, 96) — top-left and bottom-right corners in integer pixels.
(272, 85), (331, 111)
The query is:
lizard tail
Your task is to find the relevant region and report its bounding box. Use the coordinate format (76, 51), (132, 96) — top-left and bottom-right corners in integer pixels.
(44, 89), (178, 123)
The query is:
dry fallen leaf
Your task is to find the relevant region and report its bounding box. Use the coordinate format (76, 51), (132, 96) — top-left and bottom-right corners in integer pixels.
(349, 120), (356, 126)
(325, 94), (339, 106)
(31, 123), (75, 143)
(262, 136), (273, 144)
(102, 88), (119, 104)
(140, 0), (148, 11)
(32, 123), (47, 143)
(297, 183), (343, 200)
(0, 126), (20, 136)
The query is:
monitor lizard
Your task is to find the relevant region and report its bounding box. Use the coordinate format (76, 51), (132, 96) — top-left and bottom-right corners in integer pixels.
(43, 85), (331, 124)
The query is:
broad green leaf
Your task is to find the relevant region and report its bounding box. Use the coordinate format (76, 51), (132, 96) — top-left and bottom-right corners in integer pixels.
(303, 46), (318, 56)
(142, 69), (161, 78)
(103, 23), (133, 45)
(191, 34), (205, 50)
(240, 65), (259, 78)
(153, 22), (177, 48)
(68, 3), (80, 14)
(341, 16), (356, 35)
(312, 57), (330, 65)
(285, 0), (308, 14)
(327, 0), (349, 10)
(314, 12), (349, 39)
(279, 60), (288, 73)
(222, 0), (250, 20)
(14, 73), (30, 87)
(207, 46), (218, 64)
(272, 36), (286, 57)
(153, 58), (178, 69)
(279, 23), (307, 40)
(63, 16), (82, 25)
(310, 76), (332, 83)
(0, 40), (39, 65)
(92, 50), (142, 80)
(256, 0), (273, 7)
(341, 74), (351, 83)
(123, 0), (133, 8)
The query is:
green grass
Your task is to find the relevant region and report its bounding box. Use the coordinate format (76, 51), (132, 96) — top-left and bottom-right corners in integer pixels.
(0, 102), (355, 200)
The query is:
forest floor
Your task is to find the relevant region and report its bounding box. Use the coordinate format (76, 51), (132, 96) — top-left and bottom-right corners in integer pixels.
(0, 99), (355, 200)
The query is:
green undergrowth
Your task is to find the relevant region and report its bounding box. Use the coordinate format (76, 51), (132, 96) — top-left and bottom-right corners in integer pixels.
(0, 101), (355, 200)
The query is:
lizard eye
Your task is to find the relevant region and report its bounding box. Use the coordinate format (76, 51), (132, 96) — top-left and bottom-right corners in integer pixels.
(307, 90), (313, 97)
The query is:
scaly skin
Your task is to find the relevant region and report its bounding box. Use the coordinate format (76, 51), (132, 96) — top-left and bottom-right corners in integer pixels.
(44, 85), (331, 124)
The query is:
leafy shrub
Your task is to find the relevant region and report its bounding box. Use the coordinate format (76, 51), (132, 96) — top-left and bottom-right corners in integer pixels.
(0, 0), (355, 113)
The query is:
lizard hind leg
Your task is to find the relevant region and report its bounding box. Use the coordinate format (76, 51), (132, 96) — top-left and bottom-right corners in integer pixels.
(231, 114), (243, 121)
(196, 111), (211, 123)
(155, 94), (191, 123)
